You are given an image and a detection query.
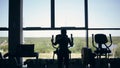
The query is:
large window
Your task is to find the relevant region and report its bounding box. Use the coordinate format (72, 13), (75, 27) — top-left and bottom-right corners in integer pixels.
(22, 0), (120, 58)
(1, 0), (120, 59)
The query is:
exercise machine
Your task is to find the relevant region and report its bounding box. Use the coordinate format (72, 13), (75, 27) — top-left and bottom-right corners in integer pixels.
(92, 34), (112, 59)
(81, 34), (112, 68)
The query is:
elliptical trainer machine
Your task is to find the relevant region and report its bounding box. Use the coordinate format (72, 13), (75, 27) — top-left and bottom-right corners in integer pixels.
(81, 34), (112, 68)
(92, 34), (112, 59)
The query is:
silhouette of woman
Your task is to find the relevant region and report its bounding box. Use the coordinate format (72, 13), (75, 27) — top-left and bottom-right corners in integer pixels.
(51, 28), (74, 68)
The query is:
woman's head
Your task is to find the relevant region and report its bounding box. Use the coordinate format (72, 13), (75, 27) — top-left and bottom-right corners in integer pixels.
(61, 28), (67, 35)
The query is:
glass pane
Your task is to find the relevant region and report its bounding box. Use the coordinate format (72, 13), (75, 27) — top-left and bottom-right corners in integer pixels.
(88, 0), (120, 28)
(0, 31), (8, 54)
(23, 31), (59, 59)
(23, 30), (85, 59)
(55, 0), (85, 27)
(0, 0), (8, 27)
(23, 0), (50, 27)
